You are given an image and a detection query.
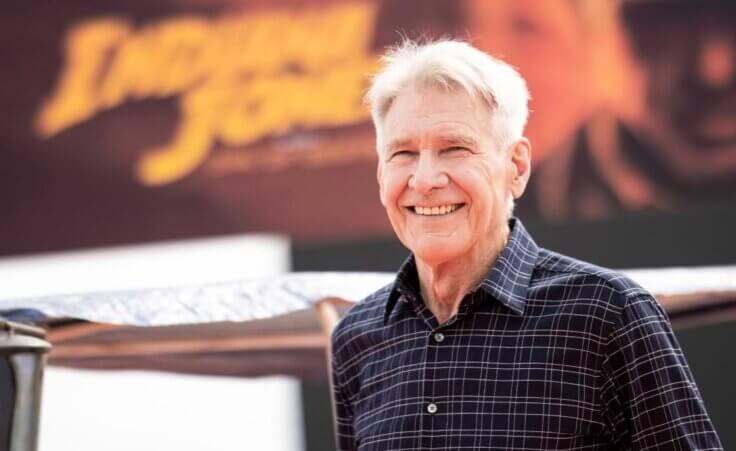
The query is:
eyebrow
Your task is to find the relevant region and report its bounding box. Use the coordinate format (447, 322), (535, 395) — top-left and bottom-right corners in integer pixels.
(436, 134), (478, 148)
(386, 134), (478, 152)
(386, 138), (415, 152)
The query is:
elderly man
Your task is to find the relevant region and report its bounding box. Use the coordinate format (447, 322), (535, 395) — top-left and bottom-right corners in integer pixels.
(330, 40), (721, 450)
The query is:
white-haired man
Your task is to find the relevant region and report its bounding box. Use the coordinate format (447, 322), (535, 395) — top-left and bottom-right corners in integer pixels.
(330, 40), (721, 450)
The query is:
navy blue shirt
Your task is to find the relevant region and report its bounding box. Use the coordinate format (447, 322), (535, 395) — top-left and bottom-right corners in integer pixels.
(330, 219), (721, 450)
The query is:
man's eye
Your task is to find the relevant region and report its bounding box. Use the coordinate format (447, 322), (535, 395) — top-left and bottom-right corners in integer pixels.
(391, 150), (415, 159)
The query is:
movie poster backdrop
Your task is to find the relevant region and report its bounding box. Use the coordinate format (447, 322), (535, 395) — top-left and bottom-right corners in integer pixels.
(2, 0), (735, 255)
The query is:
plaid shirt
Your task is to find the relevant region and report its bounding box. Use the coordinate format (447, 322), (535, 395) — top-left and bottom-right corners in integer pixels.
(330, 219), (721, 450)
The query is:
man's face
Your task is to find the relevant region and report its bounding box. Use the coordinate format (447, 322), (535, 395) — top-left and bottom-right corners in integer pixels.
(377, 85), (527, 264)
(624, 3), (736, 179)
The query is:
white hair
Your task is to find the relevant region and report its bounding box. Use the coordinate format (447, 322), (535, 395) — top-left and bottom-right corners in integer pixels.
(365, 39), (530, 154)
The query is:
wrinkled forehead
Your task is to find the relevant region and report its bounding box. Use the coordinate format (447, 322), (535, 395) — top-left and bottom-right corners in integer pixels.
(383, 84), (495, 141)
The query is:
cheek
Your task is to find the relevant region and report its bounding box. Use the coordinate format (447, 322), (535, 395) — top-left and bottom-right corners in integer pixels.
(378, 181), (387, 207)
(463, 166), (510, 213)
(380, 170), (409, 207)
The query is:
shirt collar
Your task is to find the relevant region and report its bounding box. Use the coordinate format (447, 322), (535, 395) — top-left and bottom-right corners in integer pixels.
(384, 254), (420, 323)
(384, 218), (539, 324)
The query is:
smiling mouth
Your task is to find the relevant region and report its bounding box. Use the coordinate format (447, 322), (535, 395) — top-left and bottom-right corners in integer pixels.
(409, 203), (465, 216)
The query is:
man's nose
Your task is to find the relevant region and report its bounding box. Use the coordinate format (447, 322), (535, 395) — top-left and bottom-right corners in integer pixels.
(408, 152), (449, 194)
(697, 31), (734, 89)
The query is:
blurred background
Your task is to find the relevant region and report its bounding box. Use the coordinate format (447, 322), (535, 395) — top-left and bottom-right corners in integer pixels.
(1, 0), (735, 449)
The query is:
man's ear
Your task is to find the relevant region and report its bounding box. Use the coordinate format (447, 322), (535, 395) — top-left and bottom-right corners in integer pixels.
(509, 137), (532, 200)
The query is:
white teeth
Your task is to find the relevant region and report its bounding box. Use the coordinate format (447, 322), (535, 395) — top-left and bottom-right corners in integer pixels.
(413, 204), (460, 216)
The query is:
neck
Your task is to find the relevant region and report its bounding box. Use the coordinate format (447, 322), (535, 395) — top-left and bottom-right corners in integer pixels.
(415, 223), (510, 324)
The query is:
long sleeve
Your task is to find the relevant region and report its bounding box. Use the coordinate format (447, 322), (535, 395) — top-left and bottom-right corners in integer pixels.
(600, 295), (722, 449)
(330, 333), (357, 451)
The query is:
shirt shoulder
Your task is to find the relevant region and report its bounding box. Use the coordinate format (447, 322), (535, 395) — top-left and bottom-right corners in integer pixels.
(330, 282), (392, 365)
(531, 247), (653, 325)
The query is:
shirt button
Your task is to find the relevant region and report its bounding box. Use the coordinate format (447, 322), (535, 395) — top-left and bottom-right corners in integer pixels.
(426, 402), (438, 414)
(433, 332), (445, 343)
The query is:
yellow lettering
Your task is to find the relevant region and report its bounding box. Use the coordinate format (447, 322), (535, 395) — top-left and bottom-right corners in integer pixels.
(37, 2), (380, 186)
(36, 18), (131, 136)
(98, 16), (212, 106)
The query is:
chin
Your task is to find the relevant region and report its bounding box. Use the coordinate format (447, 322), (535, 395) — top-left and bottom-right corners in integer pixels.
(409, 238), (468, 264)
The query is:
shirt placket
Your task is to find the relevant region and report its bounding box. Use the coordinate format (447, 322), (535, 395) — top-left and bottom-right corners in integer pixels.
(409, 291), (479, 450)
